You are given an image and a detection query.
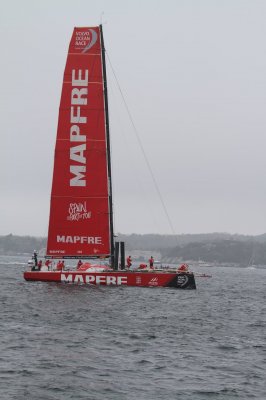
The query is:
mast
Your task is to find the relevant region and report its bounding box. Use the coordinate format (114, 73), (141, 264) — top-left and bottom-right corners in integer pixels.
(99, 25), (115, 268)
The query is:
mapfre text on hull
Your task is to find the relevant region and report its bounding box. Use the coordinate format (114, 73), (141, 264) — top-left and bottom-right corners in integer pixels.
(24, 271), (196, 289)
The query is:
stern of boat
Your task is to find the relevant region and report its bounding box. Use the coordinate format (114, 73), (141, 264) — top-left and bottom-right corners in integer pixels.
(167, 272), (196, 289)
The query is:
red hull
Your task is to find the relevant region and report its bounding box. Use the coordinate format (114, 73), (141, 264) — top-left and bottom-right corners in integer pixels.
(24, 270), (196, 289)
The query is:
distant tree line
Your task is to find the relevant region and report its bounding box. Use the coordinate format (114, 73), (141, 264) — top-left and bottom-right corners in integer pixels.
(117, 232), (266, 250)
(1, 233), (266, 265)
(160, 239), (266, 265)
(0, 234), (46, 255)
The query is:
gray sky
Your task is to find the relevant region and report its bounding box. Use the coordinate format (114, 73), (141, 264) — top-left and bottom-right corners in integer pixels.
(1, 0), (266, 236)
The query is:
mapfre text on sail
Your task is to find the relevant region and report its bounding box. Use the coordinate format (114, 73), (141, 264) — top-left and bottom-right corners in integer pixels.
(57, 235), (102, 244)
(70, 69), (88, 187)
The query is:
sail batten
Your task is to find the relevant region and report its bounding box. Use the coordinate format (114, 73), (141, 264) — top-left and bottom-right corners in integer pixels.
(46, 27), (111, 258)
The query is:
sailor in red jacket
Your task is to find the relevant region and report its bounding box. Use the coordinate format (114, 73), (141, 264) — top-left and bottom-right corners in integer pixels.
(45, 259), (51, 266)
(149, 256), (154, 269)
(126, 255), (132, 269)
(56, 260), (64, 271)
(178, 263), (189, 272)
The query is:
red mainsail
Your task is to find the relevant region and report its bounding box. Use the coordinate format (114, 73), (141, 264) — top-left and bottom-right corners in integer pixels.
(46, 27), (111, 258)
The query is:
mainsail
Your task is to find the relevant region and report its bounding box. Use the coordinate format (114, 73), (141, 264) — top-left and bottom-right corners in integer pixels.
(46, 26), (113, 258)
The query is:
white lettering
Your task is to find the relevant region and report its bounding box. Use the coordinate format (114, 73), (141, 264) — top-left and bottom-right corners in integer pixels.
(49, 250), (65, 254)
(69, 202), (87, 213)
(70, 165), (86, 187)
(117, 276), (128, 285)
(70, 125), (86, 142)
(70, 144), (86, 164)
(74, 274), (84, 283)
(61, 274), (73, 283)
(71, 106), (87, 124)
(56, 235), (102, 244)
(72, 70), (88, 87)
(70, 69), (88, 187)
(85, 275), (95, 284)
(76, 32), (90, 37)
(71, 88), (88, 105)
(60, 273), (128, 286)
(96, 276), (106, 284)
(76, 40), (86, 46)
(106, 276), (117, 285)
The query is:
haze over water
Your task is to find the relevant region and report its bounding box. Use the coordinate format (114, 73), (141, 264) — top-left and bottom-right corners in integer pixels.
(1, 257), (266, 399)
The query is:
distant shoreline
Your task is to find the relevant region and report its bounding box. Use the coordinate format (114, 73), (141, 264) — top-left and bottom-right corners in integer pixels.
(1, 233), (266, 265)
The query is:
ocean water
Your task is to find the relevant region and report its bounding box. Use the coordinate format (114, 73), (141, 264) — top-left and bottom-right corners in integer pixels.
(0, 256), (266, 400)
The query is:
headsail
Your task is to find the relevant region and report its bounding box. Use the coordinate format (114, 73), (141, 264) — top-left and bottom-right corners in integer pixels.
(46, 27), (112, 258)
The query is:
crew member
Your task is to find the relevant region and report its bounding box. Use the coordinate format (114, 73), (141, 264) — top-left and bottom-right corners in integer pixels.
(178, 263), (189, 272)
(37, 260), (42, 270)
(77, 260), (83, 269)
(56, 260), (64, 271)
(126, 255), (132, 269)
(33, 250), (38, 267)
(45, 259), (52, 270)
(149, 256), (154, 269)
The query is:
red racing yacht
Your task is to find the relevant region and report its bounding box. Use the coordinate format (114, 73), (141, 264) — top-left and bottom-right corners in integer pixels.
(24, 26), (196, 289)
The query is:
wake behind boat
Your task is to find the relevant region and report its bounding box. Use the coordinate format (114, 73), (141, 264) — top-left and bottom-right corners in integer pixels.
(23, 26), (196, 289)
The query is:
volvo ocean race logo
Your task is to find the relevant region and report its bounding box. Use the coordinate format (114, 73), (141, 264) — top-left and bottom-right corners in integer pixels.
(67, 202), (91, 221)
(75, 29), (97, 52)
(177, 274), (189, 286)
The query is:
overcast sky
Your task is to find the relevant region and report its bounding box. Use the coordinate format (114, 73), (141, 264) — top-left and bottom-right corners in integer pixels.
(1, 0), (266, 237)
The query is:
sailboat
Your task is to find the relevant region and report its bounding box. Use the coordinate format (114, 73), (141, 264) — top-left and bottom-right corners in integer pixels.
(24, 26), (196, 289)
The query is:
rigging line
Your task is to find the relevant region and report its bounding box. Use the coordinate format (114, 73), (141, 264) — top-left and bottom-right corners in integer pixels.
(108, 78), (162, 234)
(106, 51), (176, 236)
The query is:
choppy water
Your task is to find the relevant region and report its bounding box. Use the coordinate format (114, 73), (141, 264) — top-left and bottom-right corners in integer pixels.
(0, 256), (266, 400)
